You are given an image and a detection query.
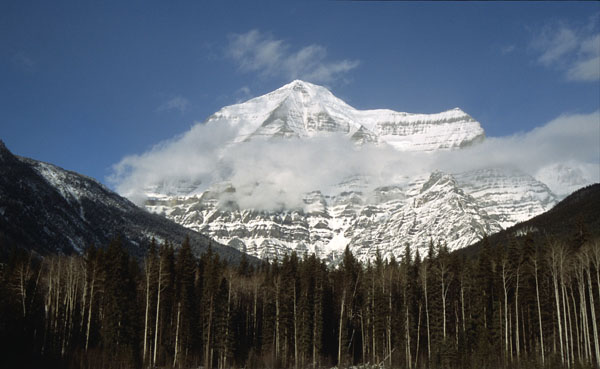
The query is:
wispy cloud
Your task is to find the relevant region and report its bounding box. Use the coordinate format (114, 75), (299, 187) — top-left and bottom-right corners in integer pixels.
(226, 29), (360, 84)
(234, 86), (252, 103)
(500, 44), (515, 55)
(11, 52), (35, 71)
(532, 17), (600, 82)
(156, 96), (190, 114)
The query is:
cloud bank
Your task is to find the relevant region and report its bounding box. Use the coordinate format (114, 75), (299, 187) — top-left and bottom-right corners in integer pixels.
(110, 111), (600, 209)
(532, 18), (600, 82)
(226, 29), (360, 84)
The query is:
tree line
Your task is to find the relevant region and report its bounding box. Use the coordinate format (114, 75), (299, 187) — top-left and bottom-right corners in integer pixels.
(1, 234), (599, 369)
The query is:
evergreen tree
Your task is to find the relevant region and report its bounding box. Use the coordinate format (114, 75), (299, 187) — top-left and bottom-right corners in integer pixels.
(100, 237), (140, 368)
(173, 236), (199, 367)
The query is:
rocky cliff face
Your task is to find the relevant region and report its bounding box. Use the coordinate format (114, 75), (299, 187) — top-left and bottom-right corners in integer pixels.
(145, 168), (556, 263)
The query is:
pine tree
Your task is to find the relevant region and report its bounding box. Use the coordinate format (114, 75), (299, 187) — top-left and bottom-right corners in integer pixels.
(173, 236), (198, 368)
(336, 246), (361, 367)
(142, 239), (156, 364)
(100, 237), (140, 367)
(202, 245), (223, 369)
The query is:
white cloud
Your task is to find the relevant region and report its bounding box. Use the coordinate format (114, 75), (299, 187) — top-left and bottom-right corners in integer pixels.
(567, 32), (600, 81)
(11, 52), (35, 71)
(532, 19), (600, 82)
(234, 86), (252, 103)
(434, 111), (600, 176)
(108, 121), (238, 204)
(226, 29), (360, 84)
(536, 27), (578, 66)
(110, 110), (600, 209)
(156, 96), (190, 113)
(500, 44), (515, 55)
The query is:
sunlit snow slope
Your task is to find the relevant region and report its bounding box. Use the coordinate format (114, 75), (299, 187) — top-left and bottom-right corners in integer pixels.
(207, 80), (484, 149)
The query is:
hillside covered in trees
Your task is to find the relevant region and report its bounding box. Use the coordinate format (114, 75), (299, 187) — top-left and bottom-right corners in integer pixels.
(1, 230), (600, 369)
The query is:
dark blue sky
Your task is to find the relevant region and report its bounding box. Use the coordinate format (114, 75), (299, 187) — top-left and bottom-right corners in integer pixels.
(2, 1), (599, 186)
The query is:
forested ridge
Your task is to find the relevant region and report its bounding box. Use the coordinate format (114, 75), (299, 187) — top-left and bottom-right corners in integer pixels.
(2, 231), (600, 369)
(462, 184), (600, 257)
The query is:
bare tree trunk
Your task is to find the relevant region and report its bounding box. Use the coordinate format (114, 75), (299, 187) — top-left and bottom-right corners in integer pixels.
(371, 277), (376, 364)
(550, 244), (565, 366)
(275, 278), (280, 364)
(562, 282), (572, 367)
(521, 308), (527, 357)
(576, 260), (592, 363)
(570, 287), (582, 362)
(406, 301), (411, 369)
(442, 273), (448, 340)
(499, 300), (503, 359)
(589, 242), (600, 367)
(223, 277), (232, 369)
(293, 283), (298, 369)
(42, 259), (54, 355)
(415, 304), (422, 369)
(360, 313), (366, 365)
(579, 276), (591, 362)
(80, 261), (88, 334)
(205, 295), (213, 369)
(461, 279), (466, 334)
(509, 308), (513, 362)
(254, 281), (258, 343)
(18, 254), (32, 317)
(153, 256), (163, 367)
(85, 267), (95, 352)
(54, 259), (61, 339)
(502, 259), (510, 360)
(533, 258), (545, 364)
(454, 301), (459, 348)
(514, 269), (520, 361)
(173, 302), (181, 368)
(338, 289), (346, 367)
(585, 263), (600, 367)
(313, 278), (319, 369)
(387, 273), (392, 367)
(143, 259), (151, 363)
(422, 265), (431, 362)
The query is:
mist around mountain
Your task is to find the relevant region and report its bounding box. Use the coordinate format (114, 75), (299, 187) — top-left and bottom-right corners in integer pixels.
(108, 81), (599, 262)
(111, 81), (598, 205)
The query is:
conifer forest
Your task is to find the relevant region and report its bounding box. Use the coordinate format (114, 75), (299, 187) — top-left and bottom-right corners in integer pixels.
(1, 235), (600, 369)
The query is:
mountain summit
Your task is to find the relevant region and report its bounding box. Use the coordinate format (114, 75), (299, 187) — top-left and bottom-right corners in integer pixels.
(207, 80), (485, 151)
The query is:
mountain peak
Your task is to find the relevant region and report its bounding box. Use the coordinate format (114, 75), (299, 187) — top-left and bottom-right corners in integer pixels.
(0, 139), (13, 161)
(281, 79), (320, 90)
(285, 79), (311, 87)
(273, 79), (338, 102)
(207, 81), (485, 151)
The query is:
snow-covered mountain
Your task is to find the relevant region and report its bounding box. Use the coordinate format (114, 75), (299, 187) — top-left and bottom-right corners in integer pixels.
(0, 140), (248, 261)
(136, 80), (560, 262)
(145, 168), (556, 262)
(535, 162), (597, 199)
(208, 80), (484, 150)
